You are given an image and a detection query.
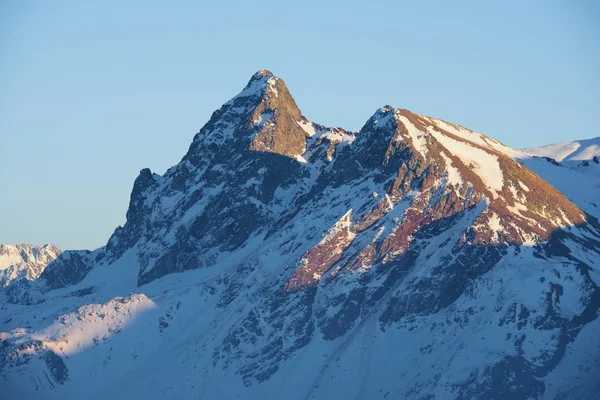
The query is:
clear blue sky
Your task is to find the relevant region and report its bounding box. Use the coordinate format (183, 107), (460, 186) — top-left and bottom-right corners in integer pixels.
(1, 0), (598, 250)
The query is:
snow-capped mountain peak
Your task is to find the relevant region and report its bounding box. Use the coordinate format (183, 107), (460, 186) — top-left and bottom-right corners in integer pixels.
(2, 72), (600, 400)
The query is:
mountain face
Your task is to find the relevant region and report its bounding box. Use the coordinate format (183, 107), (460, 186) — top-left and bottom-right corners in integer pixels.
(0, 244), (61, 288)
(2, 71), (600, 400)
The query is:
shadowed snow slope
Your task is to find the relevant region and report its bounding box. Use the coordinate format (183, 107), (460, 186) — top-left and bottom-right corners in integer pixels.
(519, 138), (600, 222)
(2, 72), (600, 400)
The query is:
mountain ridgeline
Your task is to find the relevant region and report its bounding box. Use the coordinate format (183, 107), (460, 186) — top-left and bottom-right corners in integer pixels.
(2, 71), (600, 400)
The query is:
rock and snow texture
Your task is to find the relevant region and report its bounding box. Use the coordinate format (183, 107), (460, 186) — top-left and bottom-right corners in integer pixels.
(0, 244), (61, 287)
(1, 71), (600, 400)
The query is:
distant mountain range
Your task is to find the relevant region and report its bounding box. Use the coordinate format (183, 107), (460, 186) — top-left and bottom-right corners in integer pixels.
(1, 71), (599, 400)
(525, 137), (600, 163)
(520, 138), (600, 226)
(0, 244), (60, 288)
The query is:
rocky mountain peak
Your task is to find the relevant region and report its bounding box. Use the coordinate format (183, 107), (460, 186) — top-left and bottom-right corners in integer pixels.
(5, 72), (600, 399)
(245, 69), (274, 85)
(181, 70), (308, 168)
(244, 71), (307, 158)
(344, 104), (586, 246)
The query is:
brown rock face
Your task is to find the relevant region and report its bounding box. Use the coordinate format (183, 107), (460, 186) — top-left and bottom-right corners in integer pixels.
(285, 211), (355, 291)
(247, 71), (308, 158)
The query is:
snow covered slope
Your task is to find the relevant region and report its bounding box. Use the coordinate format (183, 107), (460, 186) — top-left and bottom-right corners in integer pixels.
(519, 138), (600, 221)
(2, 71), (600, 400)
(0, 244), (61, 288)
(524, 138), (600, 163)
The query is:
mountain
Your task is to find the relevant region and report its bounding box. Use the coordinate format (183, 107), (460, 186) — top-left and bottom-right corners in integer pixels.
(1, 71), (600, 400)
(524, 138), (600, 164)
(0, 244), (61, 288)
(517, 138), (600, 223)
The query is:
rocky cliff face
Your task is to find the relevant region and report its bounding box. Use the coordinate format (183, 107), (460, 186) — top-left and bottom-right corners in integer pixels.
(2, 72), (600, 400)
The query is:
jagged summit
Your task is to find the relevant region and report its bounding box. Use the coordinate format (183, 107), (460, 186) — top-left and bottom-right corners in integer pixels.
(248, 69), (274, 81)
(181, 70), (309, 161)
(245, 73), (307, 157)
(238, 69), (277, 97)
(253, 68), (274, 77)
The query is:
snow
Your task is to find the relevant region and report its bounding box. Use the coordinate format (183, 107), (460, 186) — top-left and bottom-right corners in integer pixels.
(439, 152), (463, 188)
(296, 119), (315, 136)
(431, 118), (490, 148)
(2, 74), (599, 400)
(294, 155), (308, 163)
(429, 126), (504, 192)
(234, 72), (273, 99)
(371, 107), (395, 128)
(299, 124), (355, 163)
(253, 110), (274, 128)
(321, 130), (355, 144)
(0, 244), (61, 287)
(427, 117), (526, 158)
(267, 76), (279, 97)
(524, 137), (600, 162)
(2, 160), (597, 400)
(518, 181), (530, 192)
(518, 155), (600, 220)
(315, 210), (355, 245)
(487, 212), (502, 233)
(397, 114), (428, 160)
(0, 250), (22, 270)
(22, 294), (158, 356)
(543, 316), (600, 399)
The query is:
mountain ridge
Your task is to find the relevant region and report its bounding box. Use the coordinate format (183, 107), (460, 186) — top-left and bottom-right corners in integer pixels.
(524, 137), (600, 163)
(2, 71), (600, 400)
